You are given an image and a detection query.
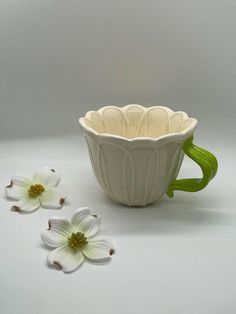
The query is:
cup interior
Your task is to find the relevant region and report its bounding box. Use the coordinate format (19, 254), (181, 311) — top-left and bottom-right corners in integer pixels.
(80, 105), (197, 139)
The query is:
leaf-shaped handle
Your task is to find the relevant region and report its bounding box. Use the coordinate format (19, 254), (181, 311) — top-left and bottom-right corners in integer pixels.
(167, 136), (218, 198)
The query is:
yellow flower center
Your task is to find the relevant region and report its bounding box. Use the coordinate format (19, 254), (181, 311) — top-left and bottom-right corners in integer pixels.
(28, 184), (45, 198)
(68, 232), (88, 251)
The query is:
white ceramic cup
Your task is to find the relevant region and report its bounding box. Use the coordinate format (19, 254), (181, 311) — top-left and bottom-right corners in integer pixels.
(79, 105), (217, 206)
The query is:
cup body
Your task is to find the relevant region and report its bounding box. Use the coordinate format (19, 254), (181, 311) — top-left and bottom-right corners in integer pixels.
(79, 105), (197, 206)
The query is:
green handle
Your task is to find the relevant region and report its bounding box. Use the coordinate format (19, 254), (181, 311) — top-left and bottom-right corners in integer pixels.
(167, 136), (218, 198)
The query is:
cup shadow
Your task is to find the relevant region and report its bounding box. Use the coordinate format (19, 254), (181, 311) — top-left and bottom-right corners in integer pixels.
(95, 193), (234, 235)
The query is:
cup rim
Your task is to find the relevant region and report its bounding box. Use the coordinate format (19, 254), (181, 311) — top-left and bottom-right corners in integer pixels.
(79, 104), (198, 142)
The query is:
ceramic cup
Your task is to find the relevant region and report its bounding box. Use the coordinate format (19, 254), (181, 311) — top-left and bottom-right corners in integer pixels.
(79, 105), (218, 206)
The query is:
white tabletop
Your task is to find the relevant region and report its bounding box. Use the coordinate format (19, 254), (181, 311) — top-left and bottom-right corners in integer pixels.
(0, 134), (235, 314)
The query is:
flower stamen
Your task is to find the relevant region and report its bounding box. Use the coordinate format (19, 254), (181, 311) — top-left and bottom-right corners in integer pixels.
(28, 184), (45, 198)
(68, 232), (88, 251)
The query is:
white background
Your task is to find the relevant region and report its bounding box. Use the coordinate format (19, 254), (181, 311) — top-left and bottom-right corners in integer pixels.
(0, 1), (236, 314)
(0, 0), (235, 140)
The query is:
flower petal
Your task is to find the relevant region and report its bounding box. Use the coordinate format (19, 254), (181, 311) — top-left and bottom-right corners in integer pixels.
(41, 218), (71, 248)
(71, 208), (101, 238)
(39, 187), (66, 209)
(47, 217), (72, 234)
(71, 207), (91, 226)
(5, 181), (26, 201)
(12, 176), (31, 187)
(82, 238), (115, 261)
(48, 245), (84, 273)
(11, 195), (40, 213)
(33, 167), (60, 187)
(77, 215), (101, 238)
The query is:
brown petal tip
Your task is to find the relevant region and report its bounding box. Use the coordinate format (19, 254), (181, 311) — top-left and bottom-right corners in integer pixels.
(109, 249), (115, 256)
(11, 205), (21, 212)
(6, 180), (13, 188)
(59, 198), (65, 206)
(51, 169), (56, 173)
(53, 261), (62, 269)
(47, 221), (51, 230)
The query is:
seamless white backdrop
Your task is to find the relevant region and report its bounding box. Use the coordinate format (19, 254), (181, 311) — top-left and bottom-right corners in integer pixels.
(0, 1), (236, 314)
(0, 0), (235, 140)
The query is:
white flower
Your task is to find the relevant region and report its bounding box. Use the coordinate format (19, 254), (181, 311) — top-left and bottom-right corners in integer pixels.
(41, 207), (115, 273)
(5, 167), (66, 213)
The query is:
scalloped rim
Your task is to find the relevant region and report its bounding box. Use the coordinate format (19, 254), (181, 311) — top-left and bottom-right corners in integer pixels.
(79, 104), (198, 142)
